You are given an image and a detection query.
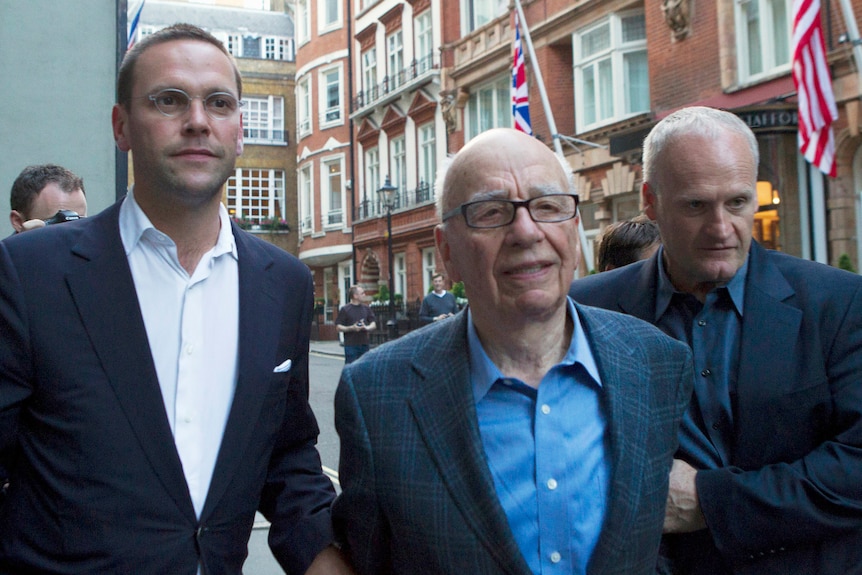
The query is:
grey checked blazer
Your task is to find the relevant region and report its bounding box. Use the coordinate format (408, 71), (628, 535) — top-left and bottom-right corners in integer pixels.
(333, 304), (693, 575)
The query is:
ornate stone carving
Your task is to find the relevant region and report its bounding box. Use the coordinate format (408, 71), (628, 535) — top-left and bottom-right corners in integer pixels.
(661, 0), (691, 41)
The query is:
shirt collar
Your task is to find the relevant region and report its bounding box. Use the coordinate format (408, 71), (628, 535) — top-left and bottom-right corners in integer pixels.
(469, 297), (602, 404)
(119, 188), (237, 261)
(655, 245), (747, 320)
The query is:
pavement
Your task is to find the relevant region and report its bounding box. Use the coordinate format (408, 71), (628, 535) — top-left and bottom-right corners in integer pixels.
(310, 340), (344, 358)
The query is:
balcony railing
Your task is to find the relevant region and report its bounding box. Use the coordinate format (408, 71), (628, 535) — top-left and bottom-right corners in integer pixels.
(355, 181), (434, 221)
(352, 53), (438, 111)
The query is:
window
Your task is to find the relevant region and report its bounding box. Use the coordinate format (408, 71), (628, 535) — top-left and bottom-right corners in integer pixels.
(395, 253), (406, 299)
(462, 0), (506, 34)
(466, 75), (511, 140)
(387, 30), (404, 91)
(243, 96), (285, 144)
(361, 48), (377, 106)
(573, 11), (648, 132)
(320, 67), (342, 126)
(299, 164), (313, 233)
(265, 37), (295, 61)
(319, 0), (341, 32)
(390, 136), (406, 202)
(415, 11), (433, 74)
(422, 247), (436, 294)
(222, 33), (293, 61)
(322, 157), (344, 227)
(736, 0), (791, 82)
(297, 77), (311, 136)
(297, 0), (310, 45)
(227, 169), (285, 224)
(364, 147), (380, 217)
(418, 123), (436, 192)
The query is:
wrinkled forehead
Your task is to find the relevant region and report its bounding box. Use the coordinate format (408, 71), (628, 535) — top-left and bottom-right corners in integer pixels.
(443, 144), (568, 209)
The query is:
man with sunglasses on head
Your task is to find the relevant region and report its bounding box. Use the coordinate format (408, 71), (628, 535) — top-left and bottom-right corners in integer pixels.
(0, 24), (351, 575)
(333, 128), (694, 574)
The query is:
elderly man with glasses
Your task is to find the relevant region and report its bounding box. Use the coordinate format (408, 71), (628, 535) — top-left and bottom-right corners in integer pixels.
(332, 127), (694, 575)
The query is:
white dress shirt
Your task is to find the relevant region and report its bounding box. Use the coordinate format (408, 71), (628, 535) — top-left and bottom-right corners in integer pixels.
(119, 191), (239, 519)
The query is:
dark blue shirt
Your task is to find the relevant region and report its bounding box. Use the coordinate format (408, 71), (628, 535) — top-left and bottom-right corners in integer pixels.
(654, 248), (747, 468)
(468, 299), (609, 575)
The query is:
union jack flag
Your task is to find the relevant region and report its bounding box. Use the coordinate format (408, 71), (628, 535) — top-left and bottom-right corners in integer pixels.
(512, 11), (532, 136)
(792, 0), (837, 177)
(127, 0), (146, 50)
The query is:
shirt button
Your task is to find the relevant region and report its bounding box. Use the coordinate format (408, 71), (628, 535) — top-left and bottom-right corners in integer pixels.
(550, 551), (561, 563)
(547, 478), (558, 490)
(541, 404), (551, 415)
(701, 368), (711, 377)
(185, 343), (194, 355)
(698, 319), (707, 326)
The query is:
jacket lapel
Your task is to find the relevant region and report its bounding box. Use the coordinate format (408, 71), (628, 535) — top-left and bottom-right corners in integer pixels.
(576, 305), (648, 574)
(617, 252), (660, 322)
(407, 314), (532, 575)
(200, 227), (280, 518)
(65, 203), (195, 522)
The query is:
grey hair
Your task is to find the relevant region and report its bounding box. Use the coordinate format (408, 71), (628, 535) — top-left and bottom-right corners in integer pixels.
(642, 106), (759, 193)
(435, 143), (577, 222)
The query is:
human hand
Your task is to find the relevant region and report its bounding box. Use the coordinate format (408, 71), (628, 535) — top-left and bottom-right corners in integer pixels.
(303, 545), (356, 575)
(663, 459), (706, 533)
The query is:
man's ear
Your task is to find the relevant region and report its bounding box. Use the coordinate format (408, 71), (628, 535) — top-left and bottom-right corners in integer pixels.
(435, 224), (461, 283)
(642, 182), (658, 221)
(112, 104), (132, 153)
(9, 210), (25, 233)
(236, 114), (244, 156)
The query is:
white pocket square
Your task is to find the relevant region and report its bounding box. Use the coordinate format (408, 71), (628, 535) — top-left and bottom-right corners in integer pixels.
(273, 359), (292, 373)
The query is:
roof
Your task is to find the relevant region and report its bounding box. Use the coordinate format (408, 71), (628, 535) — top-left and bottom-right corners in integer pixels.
(141, 0), (294, 37)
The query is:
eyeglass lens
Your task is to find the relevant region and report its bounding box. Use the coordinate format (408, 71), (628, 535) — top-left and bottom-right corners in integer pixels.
(149, 89), (239, 119)
(465, 195), (578, 228)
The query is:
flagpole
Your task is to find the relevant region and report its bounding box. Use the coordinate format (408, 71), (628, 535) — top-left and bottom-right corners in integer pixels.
(513, 0), (594, 273)
(836, 0), (862, 96)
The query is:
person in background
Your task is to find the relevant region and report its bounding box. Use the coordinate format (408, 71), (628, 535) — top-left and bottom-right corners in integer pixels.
(419, 272), (458, 323)
(335, 285), (377, 364)
(596, 214), (660, 272)
(8, 164), (87, 233)
(0, 24), (351, 575)
(333, 128), (693, 575)
(569, 106), (862, 574)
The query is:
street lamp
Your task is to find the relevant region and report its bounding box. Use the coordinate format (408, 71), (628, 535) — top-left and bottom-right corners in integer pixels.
(377, 175), (398, 340)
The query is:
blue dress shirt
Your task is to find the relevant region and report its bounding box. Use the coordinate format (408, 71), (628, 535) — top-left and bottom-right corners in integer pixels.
(469, 298), (609, 575)
(654, 248), (747, 468)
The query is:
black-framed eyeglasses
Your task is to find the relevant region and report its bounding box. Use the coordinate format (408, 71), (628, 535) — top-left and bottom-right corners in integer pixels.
(442, 194), (580, 229)
(146, 88), (243, 120)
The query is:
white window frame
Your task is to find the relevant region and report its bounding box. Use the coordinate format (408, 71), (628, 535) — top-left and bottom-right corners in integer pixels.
(299, 163), (314, 234)
(321, 155), (345, 229)
(573, 10), (649, 133)
(319, 65), (343, 128)
(422, 247), (436, 294)
(364, 146), (380, 217)
(415, 11), (434, 74)
(390, 136), (406, 200)
(387, 30), (404, 91)
(227, 168), (286, 224)
(418, 122), (436, 189)
(297, 76), (312, 137)
(318, 0), (342, 34)
(735, 0), (791, 83)
(466, 74), (511, 141)
(243, 95), (285, 144)
(461, 0), (507, 34)
(362, 47), (377, 104)
(296, 0), (310, 45)
(394, 253), (407, 299)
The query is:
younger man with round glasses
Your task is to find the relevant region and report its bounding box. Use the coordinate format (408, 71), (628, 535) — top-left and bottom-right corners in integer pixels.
(0, 23), (350, 575)
(333, 128), (694, 574)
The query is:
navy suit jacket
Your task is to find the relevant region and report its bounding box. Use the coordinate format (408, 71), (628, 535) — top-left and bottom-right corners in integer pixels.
(569, 242), (862, 574)
(333, 305), (693, 575)
(0, 201), (335, 575)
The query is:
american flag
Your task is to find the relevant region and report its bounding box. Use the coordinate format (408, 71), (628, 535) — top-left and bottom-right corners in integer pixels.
(512, 11), (532, 136)
(792, 0), (838, 177)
